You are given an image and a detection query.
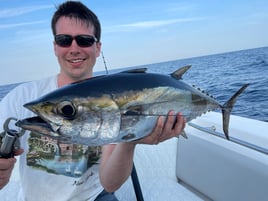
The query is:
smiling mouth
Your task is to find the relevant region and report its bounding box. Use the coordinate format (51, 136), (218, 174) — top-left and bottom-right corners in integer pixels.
(68, 58), (86, 63)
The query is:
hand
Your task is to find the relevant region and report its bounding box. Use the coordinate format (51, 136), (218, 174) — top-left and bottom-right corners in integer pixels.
(0, 148), (23, 189)
(135, 111), (186, 145)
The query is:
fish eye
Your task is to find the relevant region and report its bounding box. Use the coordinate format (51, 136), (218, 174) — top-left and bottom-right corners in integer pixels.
(56, 101), (76, 119)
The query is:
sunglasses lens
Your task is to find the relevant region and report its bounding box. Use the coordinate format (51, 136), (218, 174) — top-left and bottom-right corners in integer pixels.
(75, 35), (97, 47)
(55, 35), (97, 47)
(55, 35), (73, 47)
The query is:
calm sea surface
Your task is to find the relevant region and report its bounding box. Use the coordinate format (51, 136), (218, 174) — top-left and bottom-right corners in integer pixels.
(1, 47), (267, 122)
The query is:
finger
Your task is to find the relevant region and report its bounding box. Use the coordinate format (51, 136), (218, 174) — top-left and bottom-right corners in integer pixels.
(14, 148), (24, 156)
(133, 116), (165, 145)
(163, 110), (176, 131)
(152, 115), (164, 135)
(151, 116), (165, 144)
(0, 158), (15, 189)
(0, 171), (11, 189)
(157, 113), (174, 142)
(173, 113), (186, 136)
(0, 158), (16, 170)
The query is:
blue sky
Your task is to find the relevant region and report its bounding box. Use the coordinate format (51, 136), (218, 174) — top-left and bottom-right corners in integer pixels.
(1, 0), (268, 85)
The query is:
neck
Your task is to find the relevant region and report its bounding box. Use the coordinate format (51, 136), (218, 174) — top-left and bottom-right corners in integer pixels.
(57, 73), (92, 88)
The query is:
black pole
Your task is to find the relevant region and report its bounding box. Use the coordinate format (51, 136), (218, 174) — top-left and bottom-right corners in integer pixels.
(101, 51), (109, 75)
(131, 163), (144, 201)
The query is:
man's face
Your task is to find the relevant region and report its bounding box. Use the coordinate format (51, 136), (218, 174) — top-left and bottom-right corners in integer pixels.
(54, 16), (101, 83)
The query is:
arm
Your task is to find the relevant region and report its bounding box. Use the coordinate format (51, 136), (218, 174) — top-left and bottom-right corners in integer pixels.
(99, 143), (135, 192)
(0, 149), (23, 189)
(99, 111), (186, 192)
(0, 85), (28, 189)
(0, 158), (16, 189)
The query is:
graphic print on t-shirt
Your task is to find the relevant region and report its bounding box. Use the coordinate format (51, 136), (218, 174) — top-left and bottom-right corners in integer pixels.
(26, 132), (101, 177)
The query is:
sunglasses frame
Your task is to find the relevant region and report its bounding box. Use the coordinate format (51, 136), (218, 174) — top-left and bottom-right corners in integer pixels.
(54, 34), (98, 47)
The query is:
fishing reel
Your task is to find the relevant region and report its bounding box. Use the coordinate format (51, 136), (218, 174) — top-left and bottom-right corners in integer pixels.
(0, 117), (25, 158)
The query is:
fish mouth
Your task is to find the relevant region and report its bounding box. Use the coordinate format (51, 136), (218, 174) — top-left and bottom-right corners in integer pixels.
(15, 116), (61, 137)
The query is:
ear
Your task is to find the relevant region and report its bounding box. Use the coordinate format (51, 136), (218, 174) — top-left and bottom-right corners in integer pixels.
(53, 41), (59, 56)
(95, 41), (102, 57)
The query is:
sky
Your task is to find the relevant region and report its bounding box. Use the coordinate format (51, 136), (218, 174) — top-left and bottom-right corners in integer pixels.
(0, 0), (268, 85)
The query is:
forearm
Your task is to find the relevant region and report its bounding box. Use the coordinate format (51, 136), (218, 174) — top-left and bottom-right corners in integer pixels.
(99, 142), (136, 192)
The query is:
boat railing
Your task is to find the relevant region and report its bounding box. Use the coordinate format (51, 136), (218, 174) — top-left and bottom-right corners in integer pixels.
(188, 122), (268, 155)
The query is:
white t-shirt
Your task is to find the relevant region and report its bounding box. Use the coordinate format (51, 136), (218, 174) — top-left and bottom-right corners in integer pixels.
(0, 76), (103, 201)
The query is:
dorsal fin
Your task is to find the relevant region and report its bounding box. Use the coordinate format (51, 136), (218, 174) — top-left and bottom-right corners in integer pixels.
(120, 68), (147, 74)
(170, 65), (191, 80)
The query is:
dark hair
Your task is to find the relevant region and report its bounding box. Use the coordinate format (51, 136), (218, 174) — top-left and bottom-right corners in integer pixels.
(51, 1), (101, 41)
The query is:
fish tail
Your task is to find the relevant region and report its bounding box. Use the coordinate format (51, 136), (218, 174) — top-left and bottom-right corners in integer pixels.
(222, 84), (249, 140)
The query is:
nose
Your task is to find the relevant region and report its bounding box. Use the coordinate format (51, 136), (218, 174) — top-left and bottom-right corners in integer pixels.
(69, 40), (81, 55)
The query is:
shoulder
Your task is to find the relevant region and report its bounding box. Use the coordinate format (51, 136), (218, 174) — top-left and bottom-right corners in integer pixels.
(17, 76), (57, 92)
(0, 76), (58, 120)
(9, 76), (58, 99)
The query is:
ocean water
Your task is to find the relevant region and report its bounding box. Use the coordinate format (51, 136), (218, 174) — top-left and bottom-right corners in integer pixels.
(0, 46), (267, 122)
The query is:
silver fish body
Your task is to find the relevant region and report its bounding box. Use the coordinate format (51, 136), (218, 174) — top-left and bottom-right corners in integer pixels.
(16, 66), (249, 146)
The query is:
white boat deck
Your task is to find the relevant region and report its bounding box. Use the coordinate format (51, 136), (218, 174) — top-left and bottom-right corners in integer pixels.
(176, 112), (268, 201)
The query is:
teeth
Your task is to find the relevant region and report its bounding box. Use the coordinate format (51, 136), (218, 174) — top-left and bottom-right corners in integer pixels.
(69, 59), (84, 63)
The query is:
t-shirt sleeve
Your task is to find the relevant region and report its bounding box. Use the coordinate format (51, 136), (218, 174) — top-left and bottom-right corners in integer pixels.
(0, 82), (39, 132)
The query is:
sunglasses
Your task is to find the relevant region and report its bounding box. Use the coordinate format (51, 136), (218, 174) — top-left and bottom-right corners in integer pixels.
(54, 34), (98, 47)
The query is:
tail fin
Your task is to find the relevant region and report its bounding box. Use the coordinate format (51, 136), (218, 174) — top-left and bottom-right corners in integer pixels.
(222, 84), (249, 140)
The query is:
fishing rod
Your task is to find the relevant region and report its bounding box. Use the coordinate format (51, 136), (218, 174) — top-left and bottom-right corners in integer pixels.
(101, 51), (109, 75)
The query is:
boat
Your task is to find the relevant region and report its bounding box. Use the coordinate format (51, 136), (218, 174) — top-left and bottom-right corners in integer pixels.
(1, 111), (268, 201)
(115, 112), (268, 201)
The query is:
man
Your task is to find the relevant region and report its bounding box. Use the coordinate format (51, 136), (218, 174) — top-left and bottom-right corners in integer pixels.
(0, 1), (185, 201)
